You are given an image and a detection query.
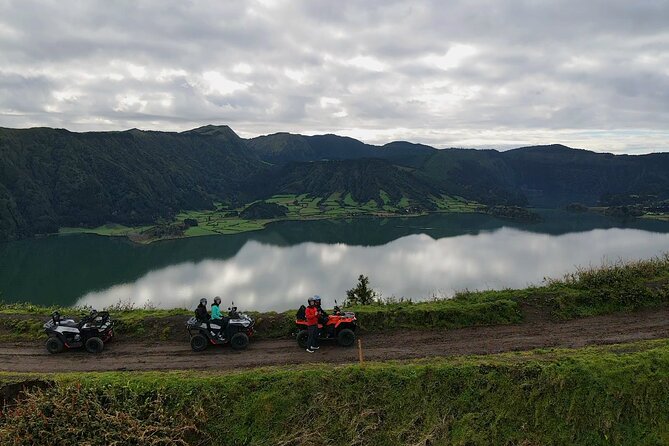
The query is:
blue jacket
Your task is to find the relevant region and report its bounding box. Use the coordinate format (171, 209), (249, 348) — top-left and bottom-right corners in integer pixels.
(211, 304), (224, 320)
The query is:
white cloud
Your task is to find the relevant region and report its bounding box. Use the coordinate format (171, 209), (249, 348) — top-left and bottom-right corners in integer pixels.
(424, 44), (478, 70)
(319, 97), (341, 108)
(346, 55), (388, 71)
(200, 71), (249, 95)
(113, 94), (147, 112)
(127, 64), (147, 79)
(0, 0), (667, 153)
(233, 63), (253, 74)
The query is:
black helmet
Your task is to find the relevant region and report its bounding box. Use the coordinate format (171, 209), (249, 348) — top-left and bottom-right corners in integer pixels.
(213, 296), (221, 305)
(307, 296), (315, 305)
(199, 298), (207, 306)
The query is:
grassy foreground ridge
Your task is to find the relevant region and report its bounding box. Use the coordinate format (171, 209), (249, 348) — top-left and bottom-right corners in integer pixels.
(1, 255), (668, 342)
(1, 339), (668, 445)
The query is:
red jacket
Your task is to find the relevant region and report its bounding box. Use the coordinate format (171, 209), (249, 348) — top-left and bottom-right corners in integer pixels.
(305, 306), (319, 326)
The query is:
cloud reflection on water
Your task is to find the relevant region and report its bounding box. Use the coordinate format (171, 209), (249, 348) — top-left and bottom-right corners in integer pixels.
(76, 227), (669, 311)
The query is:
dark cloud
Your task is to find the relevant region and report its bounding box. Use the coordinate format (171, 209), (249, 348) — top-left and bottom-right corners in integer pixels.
(0, 0), (667, 153)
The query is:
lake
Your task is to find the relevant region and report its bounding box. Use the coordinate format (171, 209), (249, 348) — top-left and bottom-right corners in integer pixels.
(2, 210), (669, 311)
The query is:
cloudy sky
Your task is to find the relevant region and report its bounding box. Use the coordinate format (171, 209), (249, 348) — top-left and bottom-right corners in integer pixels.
(1, 0), (668, 153)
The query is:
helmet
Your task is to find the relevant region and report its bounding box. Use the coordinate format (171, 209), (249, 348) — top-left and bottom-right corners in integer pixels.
(313, 295), (321, 305)
(213, 296), (221, 305)
(307, 296), (315, 305)
(199, 298), (207, 306)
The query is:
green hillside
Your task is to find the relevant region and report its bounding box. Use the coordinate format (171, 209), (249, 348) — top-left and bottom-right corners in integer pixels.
(247, 132), (436, 164)
(2, 125), (669, 242)
(503, 144), (669, 207)
(417, 148), (526, 206)
(261, 158), (441, 210)
(0, 126), (264, 241)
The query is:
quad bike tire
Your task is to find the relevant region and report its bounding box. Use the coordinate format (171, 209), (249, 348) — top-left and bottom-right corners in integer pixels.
(337, 328), (356, 347)
(190, 334), (208, 352)
(296, 330), (309, 349)
(46, 337), (64, 354)
(85, 337), (104, 354)
(230, 332), (249, 350)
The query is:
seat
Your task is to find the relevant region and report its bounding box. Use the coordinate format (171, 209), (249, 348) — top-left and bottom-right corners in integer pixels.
(57, 319), (78, 327)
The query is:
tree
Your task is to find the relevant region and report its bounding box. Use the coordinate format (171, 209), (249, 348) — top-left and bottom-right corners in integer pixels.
(345, 274), (376, 306)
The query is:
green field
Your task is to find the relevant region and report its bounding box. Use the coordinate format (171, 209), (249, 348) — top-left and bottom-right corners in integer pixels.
(1, 339), (668, 445)
(643, 213), (669, 221)
(56, 193), (485, 243)
(59, 223), (153, 236)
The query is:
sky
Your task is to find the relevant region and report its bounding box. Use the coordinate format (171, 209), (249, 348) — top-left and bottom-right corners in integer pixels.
(0, 0), (668, 153)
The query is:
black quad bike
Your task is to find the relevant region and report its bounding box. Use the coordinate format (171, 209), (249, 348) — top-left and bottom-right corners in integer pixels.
(295, 302), (357, 348)
(187, 304), (254, 352)
(43, 310), (114, 354)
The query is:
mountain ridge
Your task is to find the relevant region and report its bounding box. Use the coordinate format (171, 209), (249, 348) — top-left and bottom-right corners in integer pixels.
(1, 124), (668, 242)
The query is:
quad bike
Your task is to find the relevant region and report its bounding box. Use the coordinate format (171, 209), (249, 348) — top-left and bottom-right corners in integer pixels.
(295, 302), (357, 348)
(187, 303), (254, 352)
(43, 310), (114, 354)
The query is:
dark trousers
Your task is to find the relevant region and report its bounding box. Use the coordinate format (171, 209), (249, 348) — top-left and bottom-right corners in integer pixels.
(307, 325), (319, 349)
(210, 319), (224, 336)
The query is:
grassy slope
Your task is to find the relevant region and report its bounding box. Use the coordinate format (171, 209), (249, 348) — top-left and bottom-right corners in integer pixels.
(60, 194), (484, 241)
(2, 256), (668, 341)
(1, 339), (668, 445)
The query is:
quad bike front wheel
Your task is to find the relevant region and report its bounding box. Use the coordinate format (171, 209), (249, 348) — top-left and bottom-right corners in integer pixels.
(337, 328), (356, 347)
(45, 337), (64, 354)
(85, 337), (104, 354)
(190, 334), (208, 352)
(296, 330), (308, 349)
(230, 332), (249, 350)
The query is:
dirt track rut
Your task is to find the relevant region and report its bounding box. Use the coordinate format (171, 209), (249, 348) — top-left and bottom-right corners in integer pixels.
(0, 307), (667, 373)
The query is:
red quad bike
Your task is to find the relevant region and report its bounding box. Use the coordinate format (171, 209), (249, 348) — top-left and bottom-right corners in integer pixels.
(295, 302), (357, 348)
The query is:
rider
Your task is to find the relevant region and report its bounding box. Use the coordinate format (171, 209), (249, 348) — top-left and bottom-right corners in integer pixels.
(210, 296), (227, 340)
(195, 298), (209, 322)
(313, 295), (328, 324)
(305, 296), (320, 353)
(195, 298), (213, 336)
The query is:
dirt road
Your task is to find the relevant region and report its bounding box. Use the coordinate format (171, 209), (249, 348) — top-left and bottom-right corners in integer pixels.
(1, 307), (667, 373)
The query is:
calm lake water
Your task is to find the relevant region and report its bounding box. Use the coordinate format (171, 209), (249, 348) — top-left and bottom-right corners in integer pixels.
(2, 210), (669, 311)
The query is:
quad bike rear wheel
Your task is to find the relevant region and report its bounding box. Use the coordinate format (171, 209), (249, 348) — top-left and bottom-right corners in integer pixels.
(230, 332), (249, 350)
(296, 330), (308, 349)
(337, 328), (356, 347)
(85, 337), (104, 354)
(190, 334), (208, 352)
(46, 337), (64, 354)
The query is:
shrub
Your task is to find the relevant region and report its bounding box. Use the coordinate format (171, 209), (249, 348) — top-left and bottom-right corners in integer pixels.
(345, 274), (377, 306)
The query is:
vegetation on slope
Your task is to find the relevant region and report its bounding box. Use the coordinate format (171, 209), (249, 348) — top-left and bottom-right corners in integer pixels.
(1, 339), (669, 445)
(258, 158), (442, 210)
(4, 126), (669, 242)
(73, 194), (482, 242)
(0, 126), (263, 241)
(239, 201), (288, 219)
